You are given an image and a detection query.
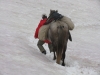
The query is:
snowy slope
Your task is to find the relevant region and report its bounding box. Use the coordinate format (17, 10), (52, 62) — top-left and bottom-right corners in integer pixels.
(0, 0), (100, 75)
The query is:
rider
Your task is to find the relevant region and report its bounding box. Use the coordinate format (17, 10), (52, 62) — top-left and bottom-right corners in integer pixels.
(34, 14), (53, 55)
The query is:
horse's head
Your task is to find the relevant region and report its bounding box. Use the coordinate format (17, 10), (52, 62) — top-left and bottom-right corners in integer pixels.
(47, 10), (63, 23)
(49, 10), (58, 16)
(46, 10), (58, 23)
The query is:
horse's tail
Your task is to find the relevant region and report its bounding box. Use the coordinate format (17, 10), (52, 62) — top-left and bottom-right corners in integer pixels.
(56, 25), (68, 64)
(58, 26), (65, 47)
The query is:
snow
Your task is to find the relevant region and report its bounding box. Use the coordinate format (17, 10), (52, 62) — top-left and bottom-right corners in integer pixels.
(0, 0), (100, 75)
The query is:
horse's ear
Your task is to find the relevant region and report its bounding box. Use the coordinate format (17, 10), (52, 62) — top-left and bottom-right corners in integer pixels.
(50, 9), (53, 12)
(56, 10), (58, 12)
(50, 9), (53, 13)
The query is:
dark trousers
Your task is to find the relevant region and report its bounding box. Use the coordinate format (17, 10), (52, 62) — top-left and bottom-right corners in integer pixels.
(37, 40), (53, 53)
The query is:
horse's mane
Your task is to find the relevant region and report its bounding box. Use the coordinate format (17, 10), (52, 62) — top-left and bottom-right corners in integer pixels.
(44, 10), (58, 25)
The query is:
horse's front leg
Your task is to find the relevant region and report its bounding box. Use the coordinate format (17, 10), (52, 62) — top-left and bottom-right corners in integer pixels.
(53, 51), (56, 60)
(53, 47), (56, 60)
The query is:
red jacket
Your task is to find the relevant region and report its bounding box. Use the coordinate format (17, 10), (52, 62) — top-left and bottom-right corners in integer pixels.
(34, 18), (51, 44)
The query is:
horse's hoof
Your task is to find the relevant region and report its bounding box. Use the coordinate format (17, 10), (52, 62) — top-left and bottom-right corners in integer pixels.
(62, 63), (65, 66)
(53, 57), (56, 60)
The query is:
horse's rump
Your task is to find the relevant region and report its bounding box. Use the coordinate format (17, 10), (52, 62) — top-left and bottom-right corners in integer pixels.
(49, 21), (69, 43)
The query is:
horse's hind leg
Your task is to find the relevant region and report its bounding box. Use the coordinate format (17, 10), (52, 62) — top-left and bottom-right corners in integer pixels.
(62, 45), (66, 66)
(62, 52), (65, 66)
(53, 51), (56, 60)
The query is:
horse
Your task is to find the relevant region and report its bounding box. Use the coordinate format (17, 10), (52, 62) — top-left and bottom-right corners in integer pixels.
(47, 10), (69, 66)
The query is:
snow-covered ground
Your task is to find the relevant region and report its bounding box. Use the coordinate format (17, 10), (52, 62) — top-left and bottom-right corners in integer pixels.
(0, 0), (100, 75)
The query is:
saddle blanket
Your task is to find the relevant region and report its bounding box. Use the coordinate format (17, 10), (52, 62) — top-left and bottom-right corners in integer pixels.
(38, 24), (50, 41)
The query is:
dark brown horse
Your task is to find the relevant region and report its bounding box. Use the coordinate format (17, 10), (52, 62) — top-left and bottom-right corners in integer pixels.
(47, 10), (69, 66)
